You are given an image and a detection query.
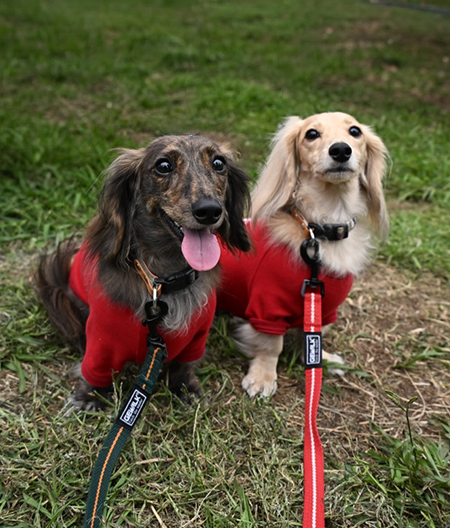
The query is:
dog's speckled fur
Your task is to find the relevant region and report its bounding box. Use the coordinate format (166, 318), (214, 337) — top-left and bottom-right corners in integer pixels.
(37, 135), (250, 410)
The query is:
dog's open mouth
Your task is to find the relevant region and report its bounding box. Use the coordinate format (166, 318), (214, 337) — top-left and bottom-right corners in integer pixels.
(161, 210), (221, 272)
(162, 210), (184, 241)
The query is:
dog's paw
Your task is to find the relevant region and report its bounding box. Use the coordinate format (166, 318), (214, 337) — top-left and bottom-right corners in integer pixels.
(166, 361), (202, 404)
(67, 394), (104, 412)
(242, 357), (278, 398)
(170, 379), (202, 405)
(323, 351), (345, 376)
(66, 382), (113, 412)
(242, 373), (277, 398)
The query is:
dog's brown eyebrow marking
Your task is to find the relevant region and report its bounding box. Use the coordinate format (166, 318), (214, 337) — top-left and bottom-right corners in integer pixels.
(139, 137), (231, 207)
(155, 148), (181, 162)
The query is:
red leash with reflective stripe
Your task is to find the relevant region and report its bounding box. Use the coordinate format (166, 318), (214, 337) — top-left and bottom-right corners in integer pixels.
(294, 209), (355, 526)
(303, 290), (325, 528)
(301, 235), (326, 528)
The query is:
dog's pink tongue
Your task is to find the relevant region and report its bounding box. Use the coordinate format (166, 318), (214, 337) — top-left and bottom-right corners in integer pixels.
(181, 228), (221, 271)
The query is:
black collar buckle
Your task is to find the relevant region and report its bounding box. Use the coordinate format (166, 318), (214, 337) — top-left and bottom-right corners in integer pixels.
(308, 219), (355, 241)
(154, 267), (199, 294)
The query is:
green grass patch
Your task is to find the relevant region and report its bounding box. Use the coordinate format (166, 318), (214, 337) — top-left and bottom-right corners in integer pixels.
(1, 0), (450, 526)
(1, 0), (450, 274)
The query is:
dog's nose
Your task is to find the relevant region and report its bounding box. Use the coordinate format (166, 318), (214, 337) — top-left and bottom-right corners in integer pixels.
(192, 199), (223, 225)
(329, 142), (352, 163)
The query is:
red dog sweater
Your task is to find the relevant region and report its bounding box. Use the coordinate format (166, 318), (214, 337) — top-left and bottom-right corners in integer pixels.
(217, 221), (353, 335)
(68, 245), (216, 387)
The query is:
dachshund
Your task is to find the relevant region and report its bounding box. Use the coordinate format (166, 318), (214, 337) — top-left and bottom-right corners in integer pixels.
(217, 112), (389, 397)
(37, 135), (250, 410)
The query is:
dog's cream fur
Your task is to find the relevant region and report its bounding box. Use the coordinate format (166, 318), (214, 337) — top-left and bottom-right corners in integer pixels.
(237, 112), (389, 397)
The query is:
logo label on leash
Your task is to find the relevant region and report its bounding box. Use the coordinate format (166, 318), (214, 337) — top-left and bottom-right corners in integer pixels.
(304, 332), (322, 368)
(119, 388), (148, 428)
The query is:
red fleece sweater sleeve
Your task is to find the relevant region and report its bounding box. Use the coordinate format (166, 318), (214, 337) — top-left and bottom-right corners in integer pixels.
(245, 248), (353, 333)
(244, 248), (301, 335)
(80, 282), (145, 387)
(80, 288), (216, 387)
(217, 221), (354, 335)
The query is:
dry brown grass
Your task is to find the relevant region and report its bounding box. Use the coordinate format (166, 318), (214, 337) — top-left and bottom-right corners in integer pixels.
(273, 262), (450, 445)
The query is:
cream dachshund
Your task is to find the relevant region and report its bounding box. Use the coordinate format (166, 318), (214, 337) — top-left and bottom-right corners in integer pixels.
(217, 112), (389, 397)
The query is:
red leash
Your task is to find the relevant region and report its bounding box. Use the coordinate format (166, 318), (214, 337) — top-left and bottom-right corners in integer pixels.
(301, 237), (325, 528)
(302, 290), (325, 528)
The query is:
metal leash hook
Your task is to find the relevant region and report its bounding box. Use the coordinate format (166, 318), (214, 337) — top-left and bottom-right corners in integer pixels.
(300, 237), (324, 297)
(142, 298), (169, 343)
(152, 284), (159, 309)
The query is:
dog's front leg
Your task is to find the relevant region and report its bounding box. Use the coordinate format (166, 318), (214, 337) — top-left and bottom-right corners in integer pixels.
(233, 322), (283, 398)
(165, 361), (202, 403)
(321, 325), (345, 376)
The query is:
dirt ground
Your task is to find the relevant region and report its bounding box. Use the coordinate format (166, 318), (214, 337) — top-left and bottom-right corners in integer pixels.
(271, 262), (450, 456)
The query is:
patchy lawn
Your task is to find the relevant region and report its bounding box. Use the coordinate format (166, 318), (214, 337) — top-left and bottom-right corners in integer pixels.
(1, 0), (449, 526)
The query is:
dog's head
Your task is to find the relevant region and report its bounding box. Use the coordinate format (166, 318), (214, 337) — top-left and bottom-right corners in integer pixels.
(252, 112), (389, 238)
(87, 135), (251, 271)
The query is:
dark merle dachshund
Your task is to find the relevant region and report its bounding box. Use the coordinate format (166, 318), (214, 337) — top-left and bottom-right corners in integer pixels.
(37, 135), (250, 411)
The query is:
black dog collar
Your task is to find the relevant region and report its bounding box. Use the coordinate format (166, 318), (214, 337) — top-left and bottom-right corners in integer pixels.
(134, 259), (199, 298)
(290, 208), (356, 241)
(154, 266), (199, 294)
(308, 218), (356, 241)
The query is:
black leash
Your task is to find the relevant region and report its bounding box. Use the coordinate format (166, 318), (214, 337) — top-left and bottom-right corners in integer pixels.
(82, 259), (198, 528)
(82, 299), (167, 528)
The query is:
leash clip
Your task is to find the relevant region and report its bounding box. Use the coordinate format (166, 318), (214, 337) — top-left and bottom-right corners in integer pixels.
(300, 238), (324, 297)
(301, 236), (320, 265)
(152, 284), (160, 309)
(301, 278), (325, 298)
(142, 299), (169, 340)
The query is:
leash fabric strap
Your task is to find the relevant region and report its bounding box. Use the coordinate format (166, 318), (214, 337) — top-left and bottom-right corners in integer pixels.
(302, 289), (325, 528)
(83, 340), (167, 528)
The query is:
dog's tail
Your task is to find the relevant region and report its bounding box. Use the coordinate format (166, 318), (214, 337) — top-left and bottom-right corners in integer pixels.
(36, 239), (88, 353)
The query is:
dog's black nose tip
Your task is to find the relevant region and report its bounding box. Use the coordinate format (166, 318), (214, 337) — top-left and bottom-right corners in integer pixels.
(329, 142), (352, 163)
(192, 199), (223, 225)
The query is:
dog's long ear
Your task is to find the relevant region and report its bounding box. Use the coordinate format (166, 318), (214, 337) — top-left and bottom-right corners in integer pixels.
(218, 158), (252, 252)
(251, 116), (302, 221)
(86, 148), (145, 267)
(360, 126), (389, 240)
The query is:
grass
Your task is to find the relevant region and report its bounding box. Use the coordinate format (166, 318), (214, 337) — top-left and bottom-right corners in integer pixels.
(1, 0), (450, 526)
(2, 0), (450, 274)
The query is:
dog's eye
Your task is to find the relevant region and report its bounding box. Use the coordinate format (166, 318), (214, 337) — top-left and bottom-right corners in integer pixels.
(349, 126), (362, 138)
(155, 159), (173, 175)
(212, 157), (226, 174)
(305, 129), (320, 141)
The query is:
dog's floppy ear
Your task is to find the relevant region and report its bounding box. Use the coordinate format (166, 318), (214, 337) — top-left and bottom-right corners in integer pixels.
(86, 148), (145, 267)
(218, 158), (252, 252)
(251, 116), (302, 221)
(360, 126), (389, 240)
